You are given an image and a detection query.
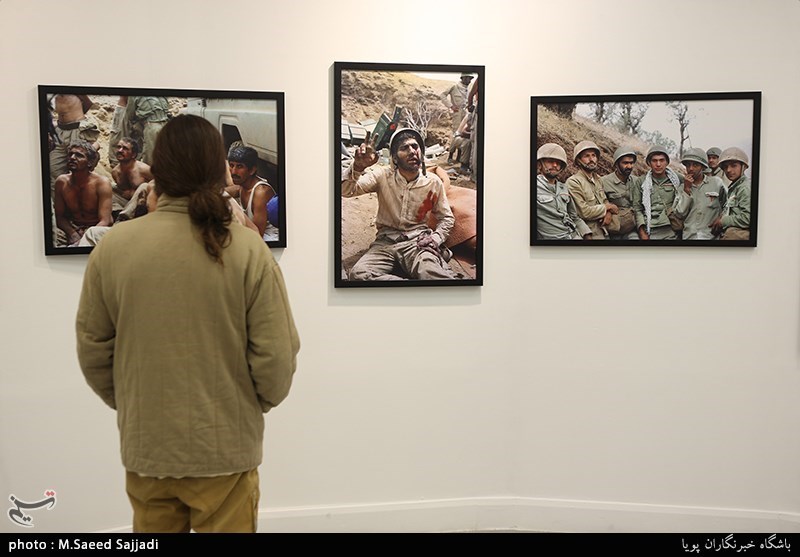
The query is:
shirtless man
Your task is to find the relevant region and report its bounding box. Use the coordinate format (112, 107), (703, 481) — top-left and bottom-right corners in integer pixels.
(48, 94), (100, 187)
(227, 145), (277, 241)
(111, 137), (153, 211)
(54, 141), (113, 246)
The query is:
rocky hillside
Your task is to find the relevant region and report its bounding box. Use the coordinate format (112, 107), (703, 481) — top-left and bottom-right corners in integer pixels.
(340, 70), (458, 149)
(536, 105), (676, 177)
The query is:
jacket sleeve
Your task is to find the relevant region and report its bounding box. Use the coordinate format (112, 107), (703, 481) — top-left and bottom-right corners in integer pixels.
(721, 182), (751, 229)
(75, 250), (117, 409)
(246, 255), (301, 413)
(568, 197), (592, 237)
(431, 178), (455, 246)
(341, 163), (381, 198)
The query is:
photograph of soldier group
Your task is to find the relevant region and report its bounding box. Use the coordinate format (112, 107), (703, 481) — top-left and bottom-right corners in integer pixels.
(532, 96), (758, 245)
(41, 89), (282, 252)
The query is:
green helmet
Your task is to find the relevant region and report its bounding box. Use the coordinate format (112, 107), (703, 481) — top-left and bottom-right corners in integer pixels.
(537, 143), (568, 170)
(681, 147), (709, 169)
(706, 147), (722, 158)
(718, 147), (749, 169)
(573, 140), (600, 163)
(612, 146), (637, 166)
(646, 145), (670, 164)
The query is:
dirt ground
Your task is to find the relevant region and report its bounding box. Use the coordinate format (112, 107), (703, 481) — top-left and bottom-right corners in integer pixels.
(339, 70), (480, 281)
(340, 154), (477, 282)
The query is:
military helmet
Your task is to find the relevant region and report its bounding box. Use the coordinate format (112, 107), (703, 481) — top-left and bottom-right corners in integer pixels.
(537, 143), (568, 170)
(612, 146), (637, 166)
(681, 147), (709, 169)
(573, 140), (600, 163)
(646, 145), (670, 164)
(718, 147), (749, 169)
(706, 147), (722, 158)
(389, 127), (427, 175)
(389, 127), (425, 156)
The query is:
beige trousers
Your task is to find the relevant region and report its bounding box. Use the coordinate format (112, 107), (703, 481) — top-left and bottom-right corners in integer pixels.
(125, 468), (259, 533)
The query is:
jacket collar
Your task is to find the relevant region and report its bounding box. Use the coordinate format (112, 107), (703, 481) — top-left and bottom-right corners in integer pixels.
(155, 194), (190, 213)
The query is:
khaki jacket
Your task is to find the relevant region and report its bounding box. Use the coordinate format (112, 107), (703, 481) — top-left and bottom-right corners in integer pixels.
(76, 195), (300, 477)
(566, 169), (608, 239)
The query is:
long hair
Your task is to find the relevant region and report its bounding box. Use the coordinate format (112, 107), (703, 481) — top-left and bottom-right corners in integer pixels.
(151, 115), (231, 263)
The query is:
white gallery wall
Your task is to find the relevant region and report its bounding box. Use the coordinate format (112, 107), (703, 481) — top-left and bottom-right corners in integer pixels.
(1, 0), (798, 533)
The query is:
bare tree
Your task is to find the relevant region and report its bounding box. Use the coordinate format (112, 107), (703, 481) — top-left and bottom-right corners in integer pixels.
(550, 103), (577, 118)
(591, 102), (618, 124)
(639, 130), (677, 155)
(617, 102), (648, 135)
(666, 101), (692, 158)
(402, 100), (446, 141)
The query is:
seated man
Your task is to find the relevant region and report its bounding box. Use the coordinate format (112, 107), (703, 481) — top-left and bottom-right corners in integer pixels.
(81, 166), (261, 247)
(449, 111), (474, 175)
(110, 137), (153, 213)
(54, 141), (112, 246)
(341, 128), (455, 281)
(227, 145), (279, 242)
(79, 181), (152, 247)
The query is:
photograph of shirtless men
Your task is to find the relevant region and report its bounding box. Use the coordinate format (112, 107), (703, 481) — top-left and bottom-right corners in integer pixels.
(38, 86), (285, 254)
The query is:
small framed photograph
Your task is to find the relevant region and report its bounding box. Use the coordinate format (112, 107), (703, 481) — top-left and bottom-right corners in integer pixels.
(38, 85), (286, 255)
(530, 92), (760, 247)
(334, 62), (484, 287)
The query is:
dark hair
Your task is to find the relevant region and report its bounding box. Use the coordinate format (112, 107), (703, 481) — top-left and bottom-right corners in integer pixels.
(68, 140), (99, 170)
(150, 115), (231, 264)
(227, 145), (259, 169)
(118, 136), (140, 156)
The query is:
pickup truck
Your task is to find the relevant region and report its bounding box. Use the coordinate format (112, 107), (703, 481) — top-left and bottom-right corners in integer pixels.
(183, 97), (279, 184)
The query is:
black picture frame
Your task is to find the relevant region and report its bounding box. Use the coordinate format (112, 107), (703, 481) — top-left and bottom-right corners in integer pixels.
(38, 85), (286, 255)
(530, 92), (761, 247)
(334, 62), (484, 287)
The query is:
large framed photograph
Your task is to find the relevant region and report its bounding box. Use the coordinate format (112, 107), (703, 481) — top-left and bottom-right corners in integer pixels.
(531, 92), (760, 247)
(38, 85), (286, 255)
(334, 62), (484, 287)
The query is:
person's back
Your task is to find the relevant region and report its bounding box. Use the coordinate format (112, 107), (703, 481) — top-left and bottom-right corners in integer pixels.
(76, 114), (300, 533)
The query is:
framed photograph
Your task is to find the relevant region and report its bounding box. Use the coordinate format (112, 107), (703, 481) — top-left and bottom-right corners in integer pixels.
(530, 92), (760, 247)
(38, 85), (286, 255)
(334, 62), (484, 287)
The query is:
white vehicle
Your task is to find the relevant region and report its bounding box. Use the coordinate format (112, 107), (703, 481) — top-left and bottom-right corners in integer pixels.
(183, 97), (279, 183)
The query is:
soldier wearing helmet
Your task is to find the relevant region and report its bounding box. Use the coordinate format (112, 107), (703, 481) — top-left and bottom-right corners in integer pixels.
(600, 146), (641, 239)
(341, 128), (456, 281)
(631, 145), (684, 240)
(565, 140), (619, 239)
(710, 147), (752, 240)
(706, 147), (726, 182)
(535, 143), (591, 240)
(672, 148), (727, 240)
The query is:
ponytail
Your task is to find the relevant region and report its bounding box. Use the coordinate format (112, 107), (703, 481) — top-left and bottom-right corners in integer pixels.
(151, 115), (232, 264)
